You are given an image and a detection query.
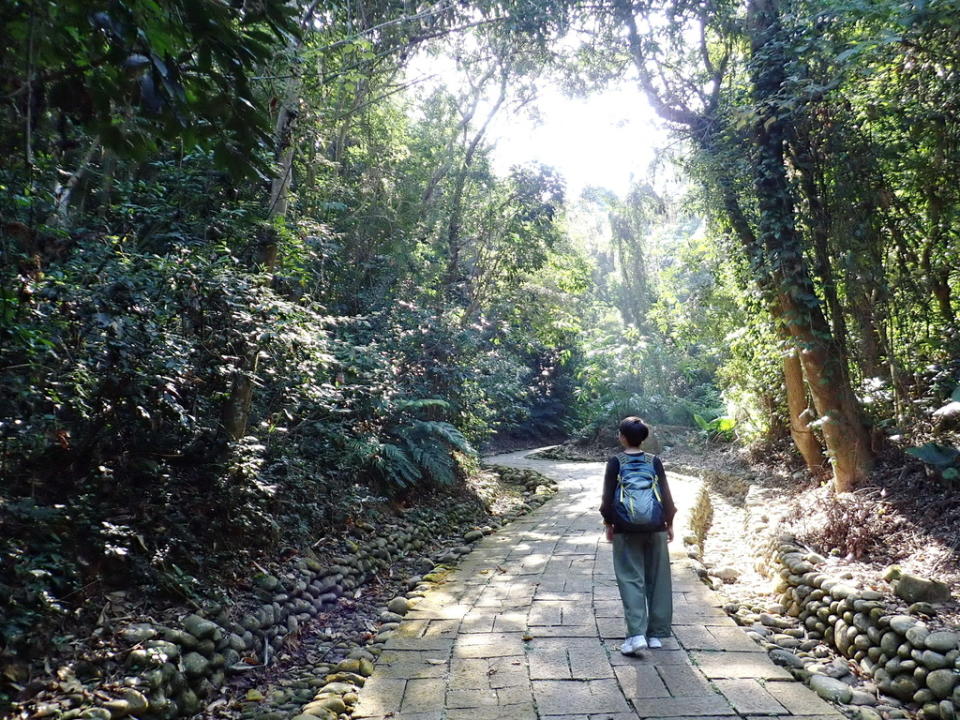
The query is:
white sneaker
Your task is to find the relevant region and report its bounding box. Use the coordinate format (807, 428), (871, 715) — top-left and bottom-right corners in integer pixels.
(648, 637), (662, 649)
(620, 634), (648, 655)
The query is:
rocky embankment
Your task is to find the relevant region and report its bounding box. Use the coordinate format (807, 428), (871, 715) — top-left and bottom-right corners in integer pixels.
(9, 465), (557, 720)
(685, 474), (960, 720)
(747, 539), (960, 720)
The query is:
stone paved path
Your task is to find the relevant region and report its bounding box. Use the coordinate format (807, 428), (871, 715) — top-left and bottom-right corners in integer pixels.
(352, 450), (842, 720)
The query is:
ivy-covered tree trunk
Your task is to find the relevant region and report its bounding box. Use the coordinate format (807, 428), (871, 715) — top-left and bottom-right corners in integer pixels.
(748, 0), (872, 491)
(707, 152), (825, 470)
(792, 136), (851, 376)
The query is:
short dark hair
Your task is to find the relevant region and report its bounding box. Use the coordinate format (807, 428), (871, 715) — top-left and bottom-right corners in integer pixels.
(619, 416), (649, 446)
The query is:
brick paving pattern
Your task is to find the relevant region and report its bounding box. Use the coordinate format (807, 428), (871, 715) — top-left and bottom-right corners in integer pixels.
(352, 451), (840, 720)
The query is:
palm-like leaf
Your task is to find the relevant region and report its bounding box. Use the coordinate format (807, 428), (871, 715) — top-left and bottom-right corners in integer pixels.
(412, 420), (474, 453)
(378, 442), (422, 487)
(379, 418), (476, 488)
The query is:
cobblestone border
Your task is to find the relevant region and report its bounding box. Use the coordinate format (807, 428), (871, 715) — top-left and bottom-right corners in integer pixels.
(684, 481), (960, 720)
(766, 538), (959, 720)
(15, 467), (558, 720)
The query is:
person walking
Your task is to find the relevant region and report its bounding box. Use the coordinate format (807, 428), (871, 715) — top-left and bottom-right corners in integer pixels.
(599, 416), (676, 655)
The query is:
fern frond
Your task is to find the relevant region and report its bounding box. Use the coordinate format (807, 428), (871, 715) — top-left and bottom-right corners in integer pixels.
(412, 420), (475, 455)
(343, 437), (381, 467)
(381, 419), (476, 488)
(378, 442), (421, 488)
(407, 442), (457, 486)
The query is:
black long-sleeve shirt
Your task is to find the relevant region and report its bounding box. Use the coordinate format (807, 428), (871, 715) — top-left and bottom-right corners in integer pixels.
(599, 453), (677, 532)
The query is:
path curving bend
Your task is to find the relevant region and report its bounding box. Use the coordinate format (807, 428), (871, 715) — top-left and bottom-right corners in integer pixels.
(352, 450), (841, 720)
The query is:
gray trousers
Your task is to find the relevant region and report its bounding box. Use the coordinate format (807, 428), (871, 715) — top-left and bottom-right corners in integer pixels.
(612, 531), (672, 638)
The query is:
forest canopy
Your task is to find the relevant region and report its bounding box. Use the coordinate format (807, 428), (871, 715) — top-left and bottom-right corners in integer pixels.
(1, 0), (959, 674)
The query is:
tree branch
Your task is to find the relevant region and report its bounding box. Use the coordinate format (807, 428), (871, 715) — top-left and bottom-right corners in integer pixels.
(616, 0), (700, 128)
(47, 137), (100, 228)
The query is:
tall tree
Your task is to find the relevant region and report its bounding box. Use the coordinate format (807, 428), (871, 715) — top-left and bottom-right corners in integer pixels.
(610, 0), (828, 472)
(222, 0), (322, 442)
(746, 0), (872, 489)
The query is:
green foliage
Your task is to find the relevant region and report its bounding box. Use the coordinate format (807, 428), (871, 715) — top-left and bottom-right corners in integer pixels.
(6, 0), (960, 674)
(568, 191), (735, 432)
(1, 0), (300, 177)
(0, 0), (591, 673)
(1, 144), (344, 656)
(565, 0), (960, 472)
(692, 413), (738, 442)
(342, 388), (476, 491)
(905, 443), (960, 481)
(714, 316), (785, 440)
(0, 500), (79, 656)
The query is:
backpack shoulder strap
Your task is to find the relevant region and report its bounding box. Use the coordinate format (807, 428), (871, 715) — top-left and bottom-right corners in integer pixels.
(648, 455), (663, 500)
(614, 453), (626, 481)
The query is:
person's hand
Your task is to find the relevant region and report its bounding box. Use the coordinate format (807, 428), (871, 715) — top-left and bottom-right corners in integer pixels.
(604, 524), (615, 543)
(667, 525), (674, 543)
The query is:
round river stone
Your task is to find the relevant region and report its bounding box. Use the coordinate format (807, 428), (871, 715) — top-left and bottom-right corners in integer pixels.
(927, 632), (960, 653)
(809, 674), (853, 703)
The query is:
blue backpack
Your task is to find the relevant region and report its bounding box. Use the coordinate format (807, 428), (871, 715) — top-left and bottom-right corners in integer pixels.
(613, 452), (665, 531)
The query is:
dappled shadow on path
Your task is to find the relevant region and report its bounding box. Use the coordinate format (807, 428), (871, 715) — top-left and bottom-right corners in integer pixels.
(347, 449), (833, 720)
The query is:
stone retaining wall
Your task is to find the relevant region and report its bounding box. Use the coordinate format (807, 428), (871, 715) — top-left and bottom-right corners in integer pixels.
(769, 540), (960, 720)
(683, 474), (959, 720)
(22, 466), (557, 720)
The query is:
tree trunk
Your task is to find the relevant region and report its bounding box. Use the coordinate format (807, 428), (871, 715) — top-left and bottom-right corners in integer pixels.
(781, 296), (872, 489)
(611, 214), (646, 327)
(931, 270), (954, 324)
(706, 154), (826, 470)
(98, 148), (116, 216)
(850, 287), (885, 378)
(47, 138), (100, 228)
(780, 322), (824, 470)
(441, 75), (508, 306)
(876, 313), (910, 424)
(220, 1), (321, 442)
(220, 88), (297, 442)
(748, 0), (872, 491)
(922, 116), (956, 326)
(791, 136), (851, 375)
